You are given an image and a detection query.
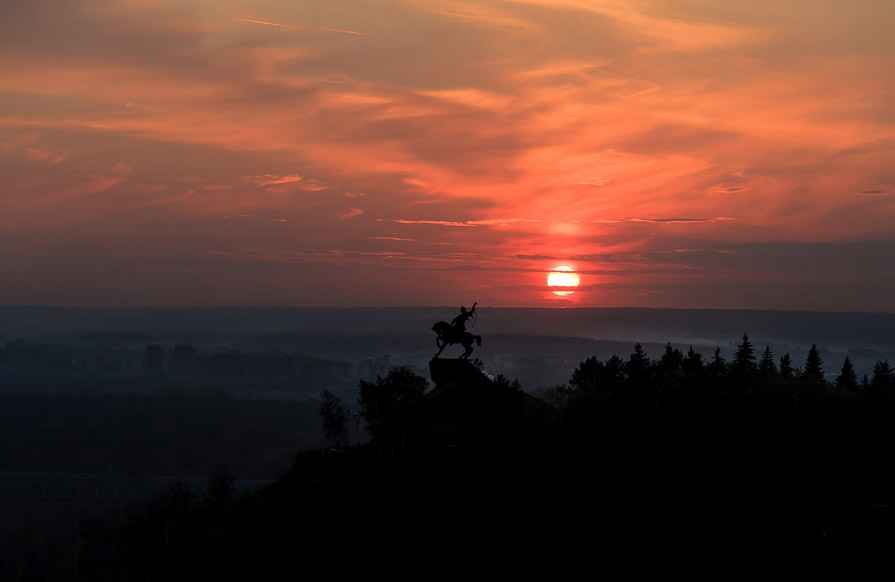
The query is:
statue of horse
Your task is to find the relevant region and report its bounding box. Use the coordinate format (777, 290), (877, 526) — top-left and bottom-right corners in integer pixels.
(432, 321), (482, 359)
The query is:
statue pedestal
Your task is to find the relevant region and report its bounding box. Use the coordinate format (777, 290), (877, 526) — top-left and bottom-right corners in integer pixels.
(425, 358), (525, 445)
(428, 358), (494, 394)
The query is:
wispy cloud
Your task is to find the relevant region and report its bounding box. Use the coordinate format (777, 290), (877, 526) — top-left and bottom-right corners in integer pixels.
(339, 208), (364, 220)
(244, 174), (303, 187)
(385, 218), (540, 227)
(234, 17), (369, 36)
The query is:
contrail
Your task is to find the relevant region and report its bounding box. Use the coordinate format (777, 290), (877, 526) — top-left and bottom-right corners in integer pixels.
(235, 17), (368, 36)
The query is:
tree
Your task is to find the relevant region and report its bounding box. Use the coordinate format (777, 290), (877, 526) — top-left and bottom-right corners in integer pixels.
(681, 346), (704, 376)
(706, 347), (727, 379)
(803, 344), (824, 381)
(604, 355), (626, 392)
(570, 355), (624, 397)
(835, 357), (859, 391)
(570, 356), (602, 393)
(779, 353), (795, 379)
(319, 390), (349, 448)
(358, 367), (428, 454)
(759, 346), (777, 377)
(625, 343), (651, 379)
(871, 360), (894, 390)
(730, 333), (758, 386)
(659, 343), (684, 372)
(624, 343), (653, 403)
(732, 334), (757, 371)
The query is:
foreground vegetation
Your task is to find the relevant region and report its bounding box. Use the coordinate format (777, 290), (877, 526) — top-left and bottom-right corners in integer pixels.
(3, 335), (895, 579)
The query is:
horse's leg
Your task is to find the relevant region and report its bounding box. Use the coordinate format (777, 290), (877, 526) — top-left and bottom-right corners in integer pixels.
(475, 335), (482, 347)
(434, 338), (446, 358)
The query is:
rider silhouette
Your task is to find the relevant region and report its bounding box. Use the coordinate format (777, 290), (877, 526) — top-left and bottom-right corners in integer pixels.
(451, 302), (477, 333)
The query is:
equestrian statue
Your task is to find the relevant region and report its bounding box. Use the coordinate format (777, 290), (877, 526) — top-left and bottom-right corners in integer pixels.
(432, 302), (481, 359)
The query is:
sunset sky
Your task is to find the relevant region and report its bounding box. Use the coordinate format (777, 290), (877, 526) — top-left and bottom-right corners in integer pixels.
(2, 0), (892, 310)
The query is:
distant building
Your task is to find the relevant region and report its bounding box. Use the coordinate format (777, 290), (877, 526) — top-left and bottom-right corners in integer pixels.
(169, 344), (197, 377)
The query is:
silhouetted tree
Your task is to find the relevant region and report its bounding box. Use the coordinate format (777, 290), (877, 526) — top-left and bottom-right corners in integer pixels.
(759, 346), (777, 377)
(779, 353), (795, 380)
(489, 374), (526, 431)
(803, 344), (824, 381)
(604, 355), (626, 392)
(659, 343), (684, 372)
(570, 355), (625, 399)
(570, 356), (601, 393)
(319, 390), (348, 448)
(729, 333), (758, 387)
(358, 367), (428, 454)
(624, 343), (652, 405)
(871, 360), (894, 390)
(681, 346), (704, 376)
(626, 343), (651, 376)
(706, 347), (727, 379)
(654, 344), (686, 407)
(835, 357), (859, 391)
(732, 334), (757, 370)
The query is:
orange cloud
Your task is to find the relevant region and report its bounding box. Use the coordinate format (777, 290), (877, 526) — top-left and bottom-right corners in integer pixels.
(0, 0), (892, 308)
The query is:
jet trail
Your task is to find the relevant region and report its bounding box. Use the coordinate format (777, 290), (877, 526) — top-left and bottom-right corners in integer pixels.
(234, 18), (368, 36)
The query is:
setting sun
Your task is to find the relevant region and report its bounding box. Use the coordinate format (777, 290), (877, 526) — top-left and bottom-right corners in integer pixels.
(547, 266), (580, 296)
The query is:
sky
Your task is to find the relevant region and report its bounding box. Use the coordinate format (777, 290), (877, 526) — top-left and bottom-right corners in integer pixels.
(1, 0), (893, 310)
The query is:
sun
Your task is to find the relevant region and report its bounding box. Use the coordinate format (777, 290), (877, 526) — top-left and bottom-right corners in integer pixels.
(547, 266), (580, 296)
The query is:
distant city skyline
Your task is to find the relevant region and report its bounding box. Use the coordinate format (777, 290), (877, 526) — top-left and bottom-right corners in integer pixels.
(1, 1), (892, 310)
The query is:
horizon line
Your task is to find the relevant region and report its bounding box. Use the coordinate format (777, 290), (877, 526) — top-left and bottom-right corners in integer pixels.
(1, 304), (894, 315)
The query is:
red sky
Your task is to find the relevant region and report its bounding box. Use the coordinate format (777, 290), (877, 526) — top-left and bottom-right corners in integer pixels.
(1, 0), (893, 310)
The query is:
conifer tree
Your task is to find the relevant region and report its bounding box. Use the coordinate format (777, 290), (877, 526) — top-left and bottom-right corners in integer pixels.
(732, 333), (757, 370)
(625, 343), (651, 383)
(571, 355), (625, 396)
(624, 343), (653, 403)
(835, 357), (859, 391)
(803, 343), (824, 380)
(779, 353), (795, 379)
(604, 355), (626, 392)
(706, 347), (727, 378)
(730, 333), (758, 384)
(759, 345), (777, 376)
(871, 360), (894, 390)
(682, 346), (704, 376)
(570, 356), (602, 393)
(659, 343), (684, 372)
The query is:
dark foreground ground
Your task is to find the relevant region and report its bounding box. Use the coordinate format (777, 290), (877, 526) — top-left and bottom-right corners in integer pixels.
(5, 418), (893, 581)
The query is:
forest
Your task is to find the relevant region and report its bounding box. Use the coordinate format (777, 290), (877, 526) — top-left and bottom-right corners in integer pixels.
(3, 334), (895, 580)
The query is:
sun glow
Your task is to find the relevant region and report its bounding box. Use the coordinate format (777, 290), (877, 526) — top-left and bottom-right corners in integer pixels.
(547, 266), (580, 296)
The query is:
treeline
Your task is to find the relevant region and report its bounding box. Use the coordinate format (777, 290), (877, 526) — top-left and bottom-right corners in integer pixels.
(554, 336), (893, 425)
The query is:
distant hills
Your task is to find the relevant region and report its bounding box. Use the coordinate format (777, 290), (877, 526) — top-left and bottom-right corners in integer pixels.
(2, 305), (893, 349)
